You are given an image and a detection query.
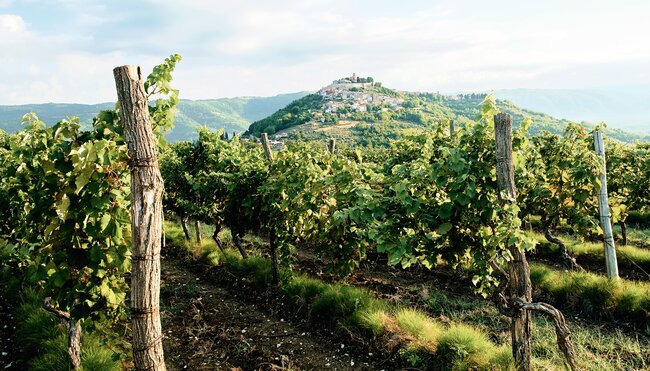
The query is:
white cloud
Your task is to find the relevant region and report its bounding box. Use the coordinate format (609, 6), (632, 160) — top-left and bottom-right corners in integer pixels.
(1, 1), (650, 104)
(0, 13), (26, 33)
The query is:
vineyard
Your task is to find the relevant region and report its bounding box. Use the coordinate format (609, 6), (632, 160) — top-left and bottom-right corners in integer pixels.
(1, 57), (649, 371)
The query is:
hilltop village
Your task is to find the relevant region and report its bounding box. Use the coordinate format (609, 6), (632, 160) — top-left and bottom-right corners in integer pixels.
(316, 73), (404, 116)
(249, 74), (493, 148)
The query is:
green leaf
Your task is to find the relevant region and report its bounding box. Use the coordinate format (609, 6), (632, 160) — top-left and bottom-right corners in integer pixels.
(75, 167), (93, 194)
(89, 245), (102, 262)
(436, 222), (453, 235)
(100, 214), (111, 232)
(438, 203), (453, 219)
(56, 194), (71, 220)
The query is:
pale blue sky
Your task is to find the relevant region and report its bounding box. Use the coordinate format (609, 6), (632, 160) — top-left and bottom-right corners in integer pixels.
(1, 0), (649, 104)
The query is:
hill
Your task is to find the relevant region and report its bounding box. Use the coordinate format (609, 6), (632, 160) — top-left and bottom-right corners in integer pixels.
(494, 86), (650, 135)
(0, 92), (309, 142)
(245, 78), (647, 144)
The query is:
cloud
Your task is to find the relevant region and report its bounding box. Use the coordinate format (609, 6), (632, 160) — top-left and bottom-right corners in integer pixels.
(0, 13), (25, 33)
(1, 1), (650, 104)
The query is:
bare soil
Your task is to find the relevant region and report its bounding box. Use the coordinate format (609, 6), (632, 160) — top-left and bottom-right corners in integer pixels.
(160, 250), (400, 371)
(0, 281), (22, 370)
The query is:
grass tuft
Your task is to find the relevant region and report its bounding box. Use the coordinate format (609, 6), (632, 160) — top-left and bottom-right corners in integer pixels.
(527, 230), (650, 274)
(436, 323), (501, 370)
(395, 308), (444, 344)
(530, 263), (649, 325)
(1, 273), (122, 370)
(357, 309), (389, 336)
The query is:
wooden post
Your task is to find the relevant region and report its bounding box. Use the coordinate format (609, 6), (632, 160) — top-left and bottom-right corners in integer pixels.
(261, 133), (274, 160)
(161, 210), (166, 249)
(114, 65), (167, 371)
(593, 131), (619, 279)
(194, 220), (202, 244)
(261, 133), (279, 284)
(449, 120), (455, 136)
(495, 113), (532, 370)
(328, 138), (337, 153)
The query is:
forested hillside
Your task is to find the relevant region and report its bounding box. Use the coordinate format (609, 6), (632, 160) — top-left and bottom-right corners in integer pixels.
(245, 82), (647, 144)
(0, 92), (308, 142)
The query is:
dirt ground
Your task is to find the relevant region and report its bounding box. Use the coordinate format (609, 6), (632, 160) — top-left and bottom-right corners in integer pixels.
(0, 289), (21, 370)
(160, 251), (400, 371)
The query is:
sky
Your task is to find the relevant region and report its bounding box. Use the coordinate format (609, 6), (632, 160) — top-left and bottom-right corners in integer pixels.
(1, 0), (649, 104)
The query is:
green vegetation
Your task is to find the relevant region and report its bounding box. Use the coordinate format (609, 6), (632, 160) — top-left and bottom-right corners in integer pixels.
(627, 211), (650, 226)
(163, 221), (513, 370)
(165, 219), (650, 370)
(158, 96), (650, 369)
(17, 293), (123, 371)
(420, 288), (649, 370)
(4, 65), (649, 370)
(0, 255), (125, 370)
(530, 263), (650, 327)
(245, 93), (324, 136)
(171, 92), (310, 141)
(245, 82), (646, 143)
(529, 231), (650, 274)
(607, 142), (650, 242)
(0, 54), (182, 369)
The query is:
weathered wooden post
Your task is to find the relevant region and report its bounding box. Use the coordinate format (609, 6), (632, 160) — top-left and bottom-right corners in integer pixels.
(194, 220), (202, 244)
(261, 133), (274, 160)
(161, 210), (166, 249)
(593, 130), (619, 279)
(114, 65), (167, 371)
(495, 113), (532, 370)
(495, 113), (577, 371)
(261, 133), (280, 284)
(328, 138), (337, 153)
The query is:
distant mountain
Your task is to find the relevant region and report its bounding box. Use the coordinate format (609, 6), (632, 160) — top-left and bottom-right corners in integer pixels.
(246, 78), (647, 144)
(0, 102), (115, 133)
(0, 92), (309, 142)
(3, 85), (648, 144)
(171, 92), (309, 141)
(494, 87), (650, 135)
